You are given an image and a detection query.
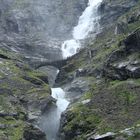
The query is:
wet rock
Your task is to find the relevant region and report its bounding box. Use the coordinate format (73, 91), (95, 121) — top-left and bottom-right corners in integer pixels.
(22, 75), (45, 86)
(75, 68), (87, 77)
(88, 125), (140, 140)
(55, 69), (74, 86)
(88, 132), (115, 140)
(99, 0), (136, 27)
(127, 10), (140, 24)
(103, 28), (140, 80)
(0, 112), (18, 118)
(38, 66), (59, 86)
(123, 28), (140, 51)
(36, 75), (49, 84)
(115, 22), (128, 35)
(63, 78), (89, 102)
(0, 54), (10, 59)
(28, 112), (41, 123)
(23, 125), (46, 140)
(39, 96), (56, 112)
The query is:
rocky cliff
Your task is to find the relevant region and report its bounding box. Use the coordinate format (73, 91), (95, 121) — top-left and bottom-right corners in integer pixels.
(0, 0), (88, 139)
(0, 0), (140, 140)
(56, 0), (140, 139)
(0, 0), (88, 65)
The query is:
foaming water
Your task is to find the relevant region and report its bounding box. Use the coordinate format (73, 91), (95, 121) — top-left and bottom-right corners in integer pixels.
(73, 0), (102, 40)
(39, 88), (69, 140)
(62, 0), (102, 58)
(51, 88), (69, 113)
(61, 39), (80, 58)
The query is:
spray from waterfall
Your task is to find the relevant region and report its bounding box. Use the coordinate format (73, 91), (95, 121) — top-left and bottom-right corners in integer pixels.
(39, 87), (69, 140)
(39, 1), (102, 140)
(61, 0), (102, 58)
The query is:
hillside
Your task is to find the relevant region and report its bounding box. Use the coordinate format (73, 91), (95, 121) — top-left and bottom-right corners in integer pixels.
(0, 0), (140, 140)
(57, 0), (140, 139)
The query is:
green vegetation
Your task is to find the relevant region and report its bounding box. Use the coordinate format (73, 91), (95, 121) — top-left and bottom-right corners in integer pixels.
(0, 47), (51, 139)
(63, 103), (102, 140)
(60, 4), (140, 136)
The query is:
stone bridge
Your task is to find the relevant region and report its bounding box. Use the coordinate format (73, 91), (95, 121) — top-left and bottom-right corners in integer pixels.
(33, 59), (67, 69)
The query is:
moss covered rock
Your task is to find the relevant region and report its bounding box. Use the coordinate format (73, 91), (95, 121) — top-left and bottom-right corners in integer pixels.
(0, 48), (52, 139)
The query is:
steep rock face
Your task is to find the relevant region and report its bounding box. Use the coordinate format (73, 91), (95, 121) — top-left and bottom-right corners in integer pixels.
(0, 0), (88, 38)
(103, 28), (140, 80)
(0, 0), (88, 65)
(99, 0), (137, 26)
(23, 125), (46, 140)
(0, 0), (89, 139)
(58, 0), (140, 139)
(0, 47), (54, 139)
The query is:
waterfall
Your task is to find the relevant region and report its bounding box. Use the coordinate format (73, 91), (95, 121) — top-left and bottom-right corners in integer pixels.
(51, 88), (69, 113)
(39, 0), (102, 139)
(61, 0), (102, 58)
(48, 88), (69, 140)
(39, 87), (69, 140)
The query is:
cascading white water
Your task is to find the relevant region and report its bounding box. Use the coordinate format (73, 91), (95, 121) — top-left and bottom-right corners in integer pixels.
(39, 88), (69, 140)
(61, 0), (102, 58)
(61, 40), (80, 58)
(40, 1), (102, 139)
(51, 88), (69, 113)
(48, 88), (69, 140)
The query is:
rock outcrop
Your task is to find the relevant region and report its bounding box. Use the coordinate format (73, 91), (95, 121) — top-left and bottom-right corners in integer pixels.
(0, 47), (54, 139)
(23, 125), (46, 140)
(57, 0), (140, 139)
(103, 28), (140, 80)
(0, 0), (88, 67)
